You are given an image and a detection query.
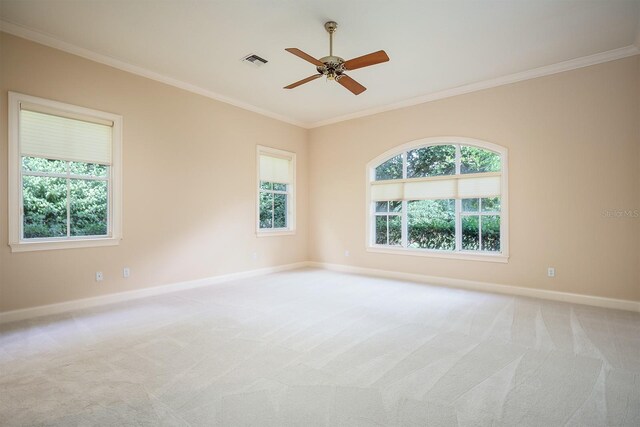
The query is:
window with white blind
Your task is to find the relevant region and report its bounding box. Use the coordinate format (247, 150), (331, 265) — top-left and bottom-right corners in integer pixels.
(256, 146), (295, 235)
(8, 92), (123, 252)
(367, 137), (508, 262)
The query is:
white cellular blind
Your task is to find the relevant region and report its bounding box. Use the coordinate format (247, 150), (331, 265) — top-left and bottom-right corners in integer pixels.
(370, 182), (403, 201)
(457, 175), (501, 198)
(20, 108), (113, 164)
(259, 154), (292, 184)
(371, 175), (501, 201)
(404, 179), (458, 200)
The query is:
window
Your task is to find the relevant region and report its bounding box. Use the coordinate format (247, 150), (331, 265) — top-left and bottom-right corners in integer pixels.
(8, 92), (122, 252)
(256, 146), (295, 235)
(375, 201), (402, 246)
(367, 137), (508, 262)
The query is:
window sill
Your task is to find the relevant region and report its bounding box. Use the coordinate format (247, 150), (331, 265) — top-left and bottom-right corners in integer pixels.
(10, 237), (121, 253)
(256, 229), (295, 237)
(367, 246), (509, 263)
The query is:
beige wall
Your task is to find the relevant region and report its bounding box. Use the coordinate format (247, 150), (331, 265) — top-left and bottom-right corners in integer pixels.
(1, 33), (639, 313)
(309, 56), (640, 302)
(0, 33), (309, 312)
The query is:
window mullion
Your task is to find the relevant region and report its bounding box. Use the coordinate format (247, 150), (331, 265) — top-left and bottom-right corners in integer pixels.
(107, 164), (112, 237)
(454, 145), (462, 251)
(402, 152), (408, 248)
(19, 166), (24, 239)
(401, 201), (408, 248)
(22, 171), (68, 179)
(478, 198), (483, 251)
(68, 174), (109, 181)
(271, 189), (275, 229)
(455, 199), (462, 252)
(479, 215), (483, 251)
(285, 187), (289, 228)
(385, 214), (390, 245)
(66, 162), (71, 237)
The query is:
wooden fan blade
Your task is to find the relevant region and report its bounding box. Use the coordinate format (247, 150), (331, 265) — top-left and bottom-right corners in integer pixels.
(284, 74), (322, 89)
(343, 50), (389, 70)
(285, 48), (324, 67)
(337, 74), (366, 95)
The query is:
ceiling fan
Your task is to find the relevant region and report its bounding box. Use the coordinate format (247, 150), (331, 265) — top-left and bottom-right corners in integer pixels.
(284, 21), (390, 95)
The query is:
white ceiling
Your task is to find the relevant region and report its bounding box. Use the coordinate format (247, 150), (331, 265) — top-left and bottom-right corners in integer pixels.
(1, 0), (639, 128)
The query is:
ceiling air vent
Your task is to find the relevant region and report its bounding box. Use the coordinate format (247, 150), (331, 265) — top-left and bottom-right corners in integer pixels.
(242, 54), (268, 67)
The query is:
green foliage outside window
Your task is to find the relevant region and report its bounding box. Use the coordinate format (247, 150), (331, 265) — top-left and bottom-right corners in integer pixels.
(375, 155), (402, 180)
(408, 199), (455, 250)
(69, 180), (108, 236)
(22, 157), (108, 239)
(374, 201), (402, 245)
(461, 146), (501, 174)
(259, 181), (287, 229)
(407, 145), (456, 178)
(461, 197), (501, 251)
(22, 175), (67, 238)
(375, 215), (401, 245)
(22, 156), (66, 173)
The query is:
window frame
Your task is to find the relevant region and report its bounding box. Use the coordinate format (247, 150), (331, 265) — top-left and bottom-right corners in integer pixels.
(365, 137), (509, 263)
(8, 92), (123, 252)
(374, 201), (403, 246)
(256, 145), (296, 236)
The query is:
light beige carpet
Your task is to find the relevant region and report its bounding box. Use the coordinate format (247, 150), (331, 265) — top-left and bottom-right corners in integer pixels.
(0, 268), (639, 426)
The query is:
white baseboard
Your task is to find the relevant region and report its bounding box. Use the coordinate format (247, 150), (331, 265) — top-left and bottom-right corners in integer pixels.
(3, 260), (637, 323)
(0, 262), (308, 324)
(308, 261), (640, 313)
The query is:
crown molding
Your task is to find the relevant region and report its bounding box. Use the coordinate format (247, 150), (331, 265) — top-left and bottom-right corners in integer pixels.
(0, 20), (308, 128)
(2, 20), (638, 130)
(309, 45), (640, 128)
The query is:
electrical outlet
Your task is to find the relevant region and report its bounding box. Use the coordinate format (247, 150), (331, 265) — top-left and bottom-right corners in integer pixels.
(251, 251), (258, 260)
(344, 250), (350, 257)
(547, 267), (555, 278)
(95, 271), (104, 282)
(123, 267), (130, 278)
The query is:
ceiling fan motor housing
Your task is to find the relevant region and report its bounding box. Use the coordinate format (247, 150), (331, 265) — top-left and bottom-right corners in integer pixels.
(317, 56), (345, 80)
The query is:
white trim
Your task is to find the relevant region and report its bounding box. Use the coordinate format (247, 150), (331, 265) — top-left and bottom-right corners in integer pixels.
(1, 20), (637, 130)
(2, 261), (638, 323)
(256, 230), (296, 238)
(309, 45), (640, 128)
(10, 237), (121, 253)
(0, 262), (308, 324)
(309, 262), (640, 313)
(8, 92), (123, 252)
(367, 246), (509, 263)
(365, 136), (509, 261)
(20, 101), (114, 126)
(0, 21), (306, 129)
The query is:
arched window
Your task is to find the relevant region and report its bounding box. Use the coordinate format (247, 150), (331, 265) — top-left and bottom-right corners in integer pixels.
(366, 137), (508, 262)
